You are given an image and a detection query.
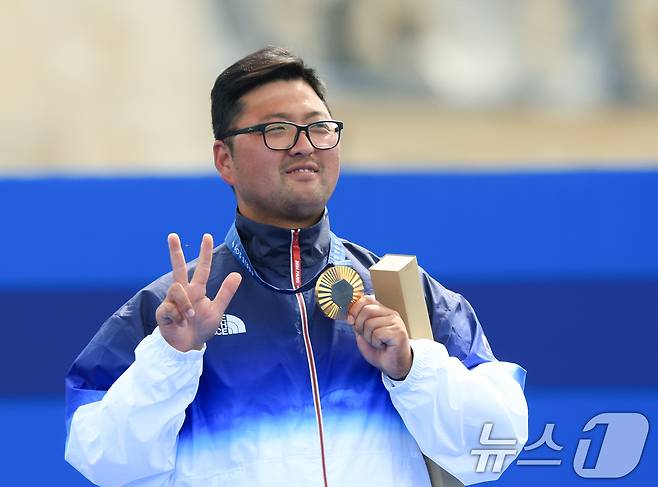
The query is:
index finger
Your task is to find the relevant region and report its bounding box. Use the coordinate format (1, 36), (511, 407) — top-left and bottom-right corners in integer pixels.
(168, 233), (189, 285)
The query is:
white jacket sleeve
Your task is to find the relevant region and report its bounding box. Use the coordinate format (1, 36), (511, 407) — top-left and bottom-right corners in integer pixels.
(65, 327), (205, 487)
(382, 339), (528, 486)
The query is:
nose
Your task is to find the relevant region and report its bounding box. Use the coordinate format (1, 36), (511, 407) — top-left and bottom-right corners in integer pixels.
(288, 128), (315, 156)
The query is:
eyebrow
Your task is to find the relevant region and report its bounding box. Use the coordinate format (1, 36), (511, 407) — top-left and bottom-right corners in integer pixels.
(260, 111), (328, 122)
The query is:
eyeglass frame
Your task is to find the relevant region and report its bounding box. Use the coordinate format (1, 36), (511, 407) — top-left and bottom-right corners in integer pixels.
(217, 120), (344, 150)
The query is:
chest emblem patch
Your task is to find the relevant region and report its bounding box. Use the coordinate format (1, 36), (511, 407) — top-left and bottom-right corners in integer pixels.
(215, 314), (247, 336)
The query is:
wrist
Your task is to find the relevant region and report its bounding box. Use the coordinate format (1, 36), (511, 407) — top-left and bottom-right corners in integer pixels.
(168, 339), (205, 353)
(148, 327), (206, 365)
(386, 347), (413, 381)
(159, 326), (205, 352)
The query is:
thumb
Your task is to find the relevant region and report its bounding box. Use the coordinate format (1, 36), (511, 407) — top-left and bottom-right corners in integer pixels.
(212, 272), (242, 314)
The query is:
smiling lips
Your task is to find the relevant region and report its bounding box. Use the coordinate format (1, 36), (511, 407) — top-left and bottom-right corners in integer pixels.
(285, 162), (319, 174)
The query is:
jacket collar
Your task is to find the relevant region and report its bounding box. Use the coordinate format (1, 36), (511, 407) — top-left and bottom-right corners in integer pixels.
(234, 209), (332, 274)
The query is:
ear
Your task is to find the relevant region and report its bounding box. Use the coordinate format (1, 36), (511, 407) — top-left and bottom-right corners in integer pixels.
(213, 140), (236, 186)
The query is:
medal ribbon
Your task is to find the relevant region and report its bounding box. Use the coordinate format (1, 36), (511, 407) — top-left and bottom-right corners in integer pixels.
(224, 222), (352, 295)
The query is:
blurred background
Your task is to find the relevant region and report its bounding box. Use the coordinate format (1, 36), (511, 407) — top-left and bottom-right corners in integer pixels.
(2, 0), (658, 171)
(1, 1), (657, 485)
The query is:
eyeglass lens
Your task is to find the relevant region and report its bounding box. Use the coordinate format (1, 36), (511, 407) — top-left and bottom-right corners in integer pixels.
(264, 122), (340, 150)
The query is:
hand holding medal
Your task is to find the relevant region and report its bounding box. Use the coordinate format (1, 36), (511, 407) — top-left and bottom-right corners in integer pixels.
(315, 262), (412, 381)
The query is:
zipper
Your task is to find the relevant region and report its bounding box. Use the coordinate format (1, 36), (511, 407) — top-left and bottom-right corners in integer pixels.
(291, 229), (329, 487)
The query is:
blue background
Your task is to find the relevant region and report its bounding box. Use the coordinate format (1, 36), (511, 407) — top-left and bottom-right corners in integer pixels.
(1, 171), (656, 485)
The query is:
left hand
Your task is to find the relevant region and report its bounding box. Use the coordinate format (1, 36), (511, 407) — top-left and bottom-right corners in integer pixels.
(347, 295), (413, 380)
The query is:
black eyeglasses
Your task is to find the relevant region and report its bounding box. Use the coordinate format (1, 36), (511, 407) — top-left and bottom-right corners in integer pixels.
(219, 120), (343, 150)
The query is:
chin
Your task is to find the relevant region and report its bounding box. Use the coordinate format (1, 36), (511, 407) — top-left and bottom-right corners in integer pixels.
(283, 199), (325, 222)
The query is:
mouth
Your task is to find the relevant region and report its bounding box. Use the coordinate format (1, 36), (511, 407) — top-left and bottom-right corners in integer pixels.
(285, 162), (319, 174)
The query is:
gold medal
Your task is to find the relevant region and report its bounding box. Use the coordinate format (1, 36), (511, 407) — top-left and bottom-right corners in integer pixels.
(315, 265), (364, 320)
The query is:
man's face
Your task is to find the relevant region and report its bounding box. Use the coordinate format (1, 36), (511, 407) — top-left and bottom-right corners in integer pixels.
(214, 79), (340, 228)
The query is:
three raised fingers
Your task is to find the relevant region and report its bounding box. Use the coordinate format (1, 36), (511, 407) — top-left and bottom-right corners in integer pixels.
(166, 234), (241, 320)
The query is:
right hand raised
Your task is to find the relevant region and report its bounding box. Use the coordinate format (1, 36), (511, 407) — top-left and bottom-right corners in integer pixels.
(155, 233), (242, 352)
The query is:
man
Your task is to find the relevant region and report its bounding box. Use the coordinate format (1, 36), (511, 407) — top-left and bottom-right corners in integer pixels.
(65, 47), (527, 487)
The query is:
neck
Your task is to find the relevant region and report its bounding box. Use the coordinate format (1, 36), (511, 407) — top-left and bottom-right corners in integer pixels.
(238, 206), (323, 229)
(233, 209), (332, 277)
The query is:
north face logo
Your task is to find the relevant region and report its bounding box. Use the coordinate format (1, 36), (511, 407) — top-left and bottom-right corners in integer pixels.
(215, 314), (247, 336)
